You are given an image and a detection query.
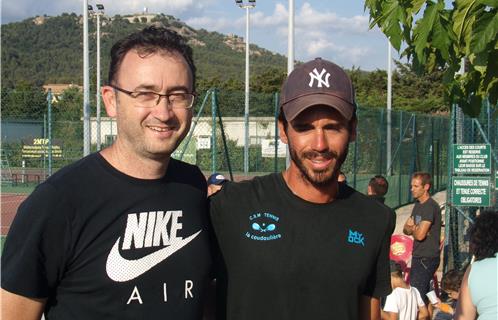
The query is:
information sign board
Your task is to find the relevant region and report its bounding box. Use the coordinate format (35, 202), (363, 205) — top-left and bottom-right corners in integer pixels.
(453, 144), (491, 174)
(452, 177), (491, 207)
(22, 138), (62, 159)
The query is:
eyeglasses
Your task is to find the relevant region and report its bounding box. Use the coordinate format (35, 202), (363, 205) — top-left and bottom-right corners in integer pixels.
(110, 85), (195, 109)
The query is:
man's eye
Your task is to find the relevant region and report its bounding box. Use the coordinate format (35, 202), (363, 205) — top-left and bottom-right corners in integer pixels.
(136, 92), (157, 101)
(292, 124), (312, 132)
(169, 93), (187, 102)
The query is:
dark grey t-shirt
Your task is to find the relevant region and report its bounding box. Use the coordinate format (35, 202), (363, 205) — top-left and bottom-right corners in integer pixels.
(411, 197), (441, 258)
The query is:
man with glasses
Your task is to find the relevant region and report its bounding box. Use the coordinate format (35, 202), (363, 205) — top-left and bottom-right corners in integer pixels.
(2, 26), (212, 320)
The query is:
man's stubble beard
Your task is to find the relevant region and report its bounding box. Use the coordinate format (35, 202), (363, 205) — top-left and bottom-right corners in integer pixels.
(288, 139), (349, 188)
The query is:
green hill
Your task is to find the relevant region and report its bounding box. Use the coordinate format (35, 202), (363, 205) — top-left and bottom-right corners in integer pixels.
(1, 13), (287, 92)
(1, 12), (448, 113)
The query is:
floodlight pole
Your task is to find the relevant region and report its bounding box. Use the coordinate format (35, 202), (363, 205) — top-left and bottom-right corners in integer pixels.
(286, 0), (295, 168)
(287, 0), (294, 74)
(387, 40), (392, 175)
(95, 4), (104, 151)
(83, 0), (91, 156)
(236, 0), (255, 175)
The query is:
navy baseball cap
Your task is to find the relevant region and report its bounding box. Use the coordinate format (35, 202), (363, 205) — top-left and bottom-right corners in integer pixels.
(207, 173), (227, 185)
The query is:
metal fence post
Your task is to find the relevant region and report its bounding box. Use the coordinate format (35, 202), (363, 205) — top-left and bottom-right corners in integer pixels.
(444, 104), (456, 272)
(274, 92), (279, 173)
(353, 108), (359, 189)
(398, 110), (403, 206)
(47, 89), (53, 176)
(211, 88), (217, 173)
(379, 108), (384, 174)
(43, 113), (47, 178)
(430, 117), (435, 178)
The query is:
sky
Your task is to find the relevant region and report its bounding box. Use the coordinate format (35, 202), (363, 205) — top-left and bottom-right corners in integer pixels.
(1, 0), (403, 71)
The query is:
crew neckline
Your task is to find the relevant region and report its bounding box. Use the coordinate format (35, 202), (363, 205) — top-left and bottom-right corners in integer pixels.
(275, 172), (350, 208)
(94, 152), (173, 186)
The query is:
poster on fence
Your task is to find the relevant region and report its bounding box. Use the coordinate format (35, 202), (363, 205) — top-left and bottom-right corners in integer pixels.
(452, 144), (491, 174)
(196, 136), (211, 150)
(452, 177), (491, 207)
(261, 139), (286, 158)
(21, 138), (63, 158)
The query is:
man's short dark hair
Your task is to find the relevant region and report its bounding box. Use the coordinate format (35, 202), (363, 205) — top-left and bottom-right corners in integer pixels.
(368, 175), (389, 196)
(412, 172), (432, 190)
(108, 25), (196, 90)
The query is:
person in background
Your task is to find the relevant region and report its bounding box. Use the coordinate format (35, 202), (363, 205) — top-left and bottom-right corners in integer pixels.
(382, 261), (429, 320)
(367, 175), (396, 232)
(403, 172), (441, 311)
(433, 269), (464, 320)
(455, 210), (498, 320)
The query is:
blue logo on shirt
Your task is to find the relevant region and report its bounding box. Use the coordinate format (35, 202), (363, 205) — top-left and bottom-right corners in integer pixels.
(347, 229), (365, 246)
(245, 212), (282, 241)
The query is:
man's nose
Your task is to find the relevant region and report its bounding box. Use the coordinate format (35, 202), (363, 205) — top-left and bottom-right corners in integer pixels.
(153, 98), (175, 121)
(311, 130), (327, 152)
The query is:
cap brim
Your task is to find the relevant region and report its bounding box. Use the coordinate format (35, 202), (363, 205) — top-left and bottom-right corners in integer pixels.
(282, 94), (355, 122)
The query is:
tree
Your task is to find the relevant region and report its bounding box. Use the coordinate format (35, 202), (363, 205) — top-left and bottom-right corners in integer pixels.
(365, 0), (498, 116)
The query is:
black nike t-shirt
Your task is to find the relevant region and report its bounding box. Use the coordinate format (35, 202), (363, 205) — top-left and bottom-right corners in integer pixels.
(2, 153), (213, 319)
(210, 173), (392, 320)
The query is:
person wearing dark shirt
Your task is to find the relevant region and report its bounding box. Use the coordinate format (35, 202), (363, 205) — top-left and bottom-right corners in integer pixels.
(403, 172), (441, 310)
(367, 175), (396, 232)
(210, 58), (393, 320)
(1, 26), (213, 320)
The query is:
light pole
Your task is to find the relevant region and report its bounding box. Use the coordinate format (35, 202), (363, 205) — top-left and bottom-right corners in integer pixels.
(287, 0), (294, 75)
(94, 4), (104, 150)
(286, 0), (295, 168)
(235, 0), (255, 175)
(83, 0), (91, 156)
(387, 40), (392, 175)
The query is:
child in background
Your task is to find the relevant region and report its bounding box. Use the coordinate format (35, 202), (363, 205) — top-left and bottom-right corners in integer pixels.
(433, 269), (464, 320)
(382, 261), (429, 320)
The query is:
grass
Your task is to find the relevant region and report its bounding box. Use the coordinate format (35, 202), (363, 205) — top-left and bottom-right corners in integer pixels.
(1, 184), (36, 194)
(1, 236), (5, 255)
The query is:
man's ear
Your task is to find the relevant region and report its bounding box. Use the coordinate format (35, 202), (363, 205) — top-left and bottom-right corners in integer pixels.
(348, 117), (358, 142)
(278, 120), (288, 145)
(102, 86), (117, 117)
(423, 183), (430, 193)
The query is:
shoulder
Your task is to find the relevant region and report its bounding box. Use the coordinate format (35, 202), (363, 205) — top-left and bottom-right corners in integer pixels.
(343, 185), (393, 219)
(45, 153), (101, 188)
(215, 173), (276, 198)
(210, 173), (277, 210)
(427, 197), (440, 211)
(411, 286), (422, 296)
(167, 159), (207, 192)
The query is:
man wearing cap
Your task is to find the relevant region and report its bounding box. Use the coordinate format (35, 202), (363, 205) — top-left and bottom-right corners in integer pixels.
(210, 58), (393, 319)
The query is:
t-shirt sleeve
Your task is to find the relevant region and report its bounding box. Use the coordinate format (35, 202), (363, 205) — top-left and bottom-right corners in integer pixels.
(363, 210), (392, 298)
(383, 292), (399, 313)
(420, 201), (436, 223)
(1, 183), (71, 298)
(414, 288), (425, 307)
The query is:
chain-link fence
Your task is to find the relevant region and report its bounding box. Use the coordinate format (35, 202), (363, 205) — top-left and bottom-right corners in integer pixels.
(1, 88), (450, 234)
(444, 102), (497, 272)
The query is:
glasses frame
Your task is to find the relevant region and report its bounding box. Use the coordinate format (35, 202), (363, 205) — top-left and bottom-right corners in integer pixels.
(109, 85), (196, 109)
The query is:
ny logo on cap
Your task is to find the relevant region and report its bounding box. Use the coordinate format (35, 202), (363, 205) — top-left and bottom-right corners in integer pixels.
(308, 68), (331, 88)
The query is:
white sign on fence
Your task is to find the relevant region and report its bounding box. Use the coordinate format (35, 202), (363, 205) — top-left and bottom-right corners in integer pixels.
(261, 139), (286, 158)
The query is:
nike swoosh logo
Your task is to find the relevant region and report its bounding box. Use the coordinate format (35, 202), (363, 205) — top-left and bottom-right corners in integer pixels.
(106, 230), (202, 282)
